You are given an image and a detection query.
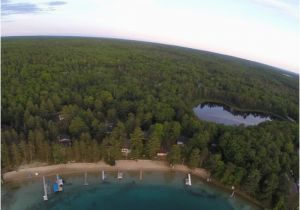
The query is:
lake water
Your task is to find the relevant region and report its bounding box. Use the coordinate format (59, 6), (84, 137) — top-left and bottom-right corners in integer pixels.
(193, 102), (273, 126)
(2, 171), (259, 210)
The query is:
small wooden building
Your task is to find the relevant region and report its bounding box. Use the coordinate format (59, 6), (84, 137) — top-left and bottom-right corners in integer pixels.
(58, 135), (72, 146)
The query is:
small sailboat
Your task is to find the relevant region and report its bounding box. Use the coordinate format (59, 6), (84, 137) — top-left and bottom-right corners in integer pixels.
(230, 186), (235, 198)
(117, 171), (123, 180)
(185, 173), (192, 186)
(102, 170), (106, 181)
(43, 176), (48, 201)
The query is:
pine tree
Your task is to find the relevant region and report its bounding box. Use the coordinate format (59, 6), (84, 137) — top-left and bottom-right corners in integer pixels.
(91, 139), (101, 162)
(72, 140), (81, 161)
(19, 140), (27, 163)
(34, 129), (46, 161)
(1, 142), (11, 170)
(69, 116), (88, 137)
(130, 127), (144, 159)
(27, 141), (35, 163)
(42, 141), (51, 162)
(168, 145), (181, 164)
(11, 143), (22, 167)
(188, 148), (200, 168)
(51, 143), (65, 164)
(145, 133), (160, 159)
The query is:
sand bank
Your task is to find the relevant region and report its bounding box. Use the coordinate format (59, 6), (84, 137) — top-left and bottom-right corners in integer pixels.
(2, 160), (209, 183)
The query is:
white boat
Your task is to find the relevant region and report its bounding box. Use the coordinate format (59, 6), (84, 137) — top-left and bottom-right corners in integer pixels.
(102, 170), (106, 181)
(117, 171), (123, 180)
(43, 176), (48, 201)
(185, 173), (192, 186)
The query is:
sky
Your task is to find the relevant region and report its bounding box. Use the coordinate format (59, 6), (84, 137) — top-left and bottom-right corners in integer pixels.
(1, 0), (299, 73)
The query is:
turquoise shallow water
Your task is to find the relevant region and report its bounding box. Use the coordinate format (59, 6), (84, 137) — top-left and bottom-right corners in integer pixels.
(2, 171), (259, 210)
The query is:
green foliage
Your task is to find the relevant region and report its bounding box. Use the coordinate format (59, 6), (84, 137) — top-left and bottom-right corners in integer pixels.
(51, 143), (65, 164)
(1, 143), (11, 170)
(69, 117), (88, 137)
(168, 145), (182, 164)
(146, 124), (163, 159)
(10, 143), (22, 167)
(188, 148), (200, 168)
(130, 127), (144, 159)
(1, 38), (298, 208)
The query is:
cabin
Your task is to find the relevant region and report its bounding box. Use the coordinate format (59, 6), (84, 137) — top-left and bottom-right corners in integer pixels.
(157, 152), (167, 156)
(157, 147), (168, 158)
(121, 139), (131, 158)
(177, 136), (189, 146)
(58, 135), (72, 146)
(58, 114), (65, 121)
(121, 148), (131, 154)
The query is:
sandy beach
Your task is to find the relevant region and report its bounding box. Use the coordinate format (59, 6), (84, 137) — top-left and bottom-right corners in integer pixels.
(2, 160), (209, 183)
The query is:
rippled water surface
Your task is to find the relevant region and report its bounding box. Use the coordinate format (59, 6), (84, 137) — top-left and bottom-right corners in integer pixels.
(2, 171), (259, 210)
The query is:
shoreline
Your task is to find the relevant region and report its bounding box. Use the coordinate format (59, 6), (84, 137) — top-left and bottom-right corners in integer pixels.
(2, 160), (263, 209)
(2, 160), (209, 182)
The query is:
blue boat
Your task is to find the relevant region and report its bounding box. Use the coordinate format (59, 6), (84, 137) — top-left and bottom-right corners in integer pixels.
(53, 174), (64, 192)
(53, 183), (59, 193)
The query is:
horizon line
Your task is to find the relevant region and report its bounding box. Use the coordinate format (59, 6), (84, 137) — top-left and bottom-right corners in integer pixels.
(2, 34), (299, 75)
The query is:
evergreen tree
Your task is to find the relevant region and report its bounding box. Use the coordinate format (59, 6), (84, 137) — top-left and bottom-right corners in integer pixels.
(130, 127), (144, 159)
(168, 145), (181, 164)
(145, 133), (161, 159)
(188, 148), (200, 168)
(242, 169), (261, 196)
(27, 141), (35, 163)
(72, 140), (81, 161)
(11, 143), (22, 167)
(1, 143), (11, 170)
(69, 116), (88, 137)
(91, 139), (101, 162)
(19, 140), (27, 163)
(51, 143), (65, 164)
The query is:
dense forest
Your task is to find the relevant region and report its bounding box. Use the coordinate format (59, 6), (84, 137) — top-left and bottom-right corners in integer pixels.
(1, 37), (299, 209)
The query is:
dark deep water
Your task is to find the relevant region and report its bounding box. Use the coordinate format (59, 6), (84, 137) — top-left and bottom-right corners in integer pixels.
(193, 102), (276, 126)
(2, 171), (259, 210)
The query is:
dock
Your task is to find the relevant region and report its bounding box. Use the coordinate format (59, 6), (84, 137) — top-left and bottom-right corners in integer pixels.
(185, 173), (192, 186)
(139, 169), (143, 180)
(43, 176), (48, 201)
(84, 172), (89, 185)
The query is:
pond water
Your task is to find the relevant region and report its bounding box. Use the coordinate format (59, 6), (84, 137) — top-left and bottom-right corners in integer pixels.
(2, 171), (260, 210)
(193, 102), (275, 126)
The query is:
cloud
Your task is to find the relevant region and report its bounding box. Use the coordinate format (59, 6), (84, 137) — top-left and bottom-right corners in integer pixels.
(48, 1), (67, 6)
(251, 0), (299, 18)
(1, 1), (42, 16)
(1, 0), (67, 17)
